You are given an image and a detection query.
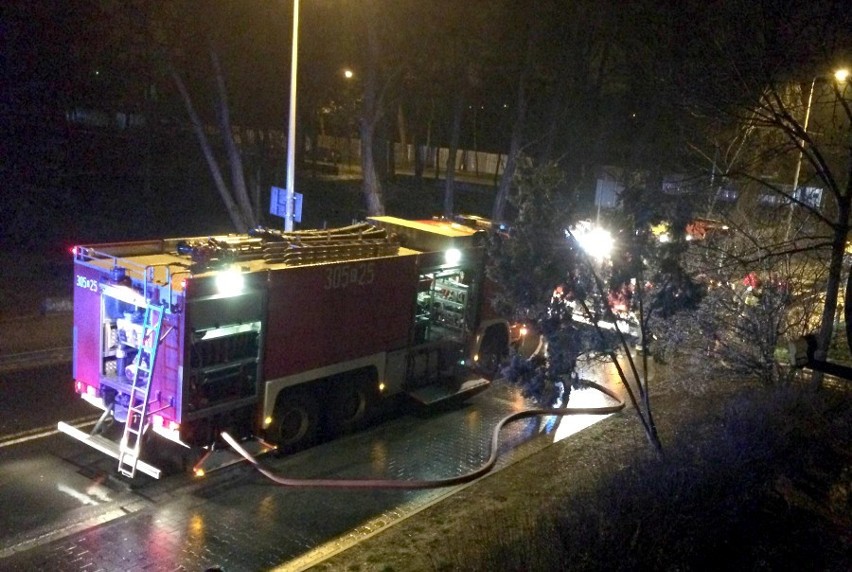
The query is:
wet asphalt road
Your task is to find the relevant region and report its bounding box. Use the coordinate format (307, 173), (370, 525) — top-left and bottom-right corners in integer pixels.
(0, 355), (624, 571)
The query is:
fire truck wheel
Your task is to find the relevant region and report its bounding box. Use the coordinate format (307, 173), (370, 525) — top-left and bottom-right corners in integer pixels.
(269, 390), (320, 454)
(325, 378), (372, 435)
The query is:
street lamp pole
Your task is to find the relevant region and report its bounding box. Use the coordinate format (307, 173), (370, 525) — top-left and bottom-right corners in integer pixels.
(784, 77), (815, 244)
(284, 0), (300, 232)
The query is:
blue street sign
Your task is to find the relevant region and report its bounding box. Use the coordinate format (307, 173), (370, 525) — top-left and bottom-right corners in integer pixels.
(270, 187), (303, 223)
(293, 191), (303, 223)
(270, 186), (285, 217)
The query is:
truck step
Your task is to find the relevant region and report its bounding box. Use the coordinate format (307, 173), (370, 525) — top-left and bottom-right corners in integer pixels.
(57, 422), (161, 479)
(406, 377), (490, 406)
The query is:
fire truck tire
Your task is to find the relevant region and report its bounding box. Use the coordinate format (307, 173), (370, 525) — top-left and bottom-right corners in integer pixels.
(325, 376), (374, 435)
(269, 390), (320, 454)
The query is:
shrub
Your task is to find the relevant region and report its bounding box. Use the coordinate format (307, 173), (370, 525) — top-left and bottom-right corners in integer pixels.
(435, 383), (851, 571)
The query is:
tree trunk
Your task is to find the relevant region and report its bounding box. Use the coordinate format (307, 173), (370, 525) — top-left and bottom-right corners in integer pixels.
(492, 39), (531, 223)
(358, 4), (385, 217)
(443, 91), (465, 218)
(211, 50), (256, 228)
(170, 68), (247, 232)
(493, 138), (520, 223)
(360, 122), (385, 216)
(812, 177), (852, 388)
(397, 102), (407, 172)
(845, 263), (852, 356)
(414, 135), (424, 180)
(492, 80), (526, 222)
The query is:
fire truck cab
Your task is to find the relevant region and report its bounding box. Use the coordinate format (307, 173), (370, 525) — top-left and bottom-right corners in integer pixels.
(59, 216), (510, 479)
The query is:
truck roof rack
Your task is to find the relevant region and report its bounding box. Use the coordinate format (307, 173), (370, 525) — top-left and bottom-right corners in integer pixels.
(262, 237), (399, 265)
(176, 223), (400, 271)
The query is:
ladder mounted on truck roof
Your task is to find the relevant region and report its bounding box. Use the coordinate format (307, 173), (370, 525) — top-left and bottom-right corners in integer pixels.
(177, 223), (401, 272)
(262, 238), (398, 265)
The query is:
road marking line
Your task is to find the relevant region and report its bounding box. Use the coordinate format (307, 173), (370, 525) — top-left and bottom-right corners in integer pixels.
(0, 416), (100, 449)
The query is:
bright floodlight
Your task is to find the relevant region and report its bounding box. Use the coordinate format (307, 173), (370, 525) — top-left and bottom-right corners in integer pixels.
(835, 68), (850, 83)
(576, 227), (614, 260)
(445, 248), (462, 265)
(216, 267), (244, 297)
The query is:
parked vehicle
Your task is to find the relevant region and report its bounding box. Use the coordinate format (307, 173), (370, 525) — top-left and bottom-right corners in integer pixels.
(59, 216), (511, 479)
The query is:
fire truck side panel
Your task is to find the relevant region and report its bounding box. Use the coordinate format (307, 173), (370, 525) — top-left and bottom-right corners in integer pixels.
(152, 311), (184, 424)
(72, 263), (105, 388)
(263, 255), (418, 380)
(181, 273), (267, 428)
(183, 274), (268, 332)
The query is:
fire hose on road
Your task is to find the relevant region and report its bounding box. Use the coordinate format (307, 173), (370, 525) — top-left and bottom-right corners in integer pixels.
(221, 380), (624, 489)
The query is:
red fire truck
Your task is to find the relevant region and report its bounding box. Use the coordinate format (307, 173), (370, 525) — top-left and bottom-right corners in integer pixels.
(58, 216), (511, 479)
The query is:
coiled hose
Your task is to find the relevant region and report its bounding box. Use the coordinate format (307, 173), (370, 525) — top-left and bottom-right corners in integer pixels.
(221, 380), (624, 489)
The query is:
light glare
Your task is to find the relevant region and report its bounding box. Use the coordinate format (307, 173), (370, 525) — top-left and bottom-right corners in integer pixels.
(215, 268), (244, 297)
(576, 227), (613, 260)
(445, 248), (462, 265)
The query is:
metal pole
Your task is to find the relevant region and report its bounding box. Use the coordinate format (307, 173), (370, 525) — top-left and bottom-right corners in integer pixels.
(285, 0), (300, 231)
(785, 77), (815, 243)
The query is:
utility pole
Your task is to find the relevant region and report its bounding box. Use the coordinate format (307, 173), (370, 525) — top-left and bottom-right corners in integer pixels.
(284, 0), (300, 231)
(784, 78), (815, 244)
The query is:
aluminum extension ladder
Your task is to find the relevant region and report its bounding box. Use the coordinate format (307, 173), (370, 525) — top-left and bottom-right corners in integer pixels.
(117, 304), (164, 478)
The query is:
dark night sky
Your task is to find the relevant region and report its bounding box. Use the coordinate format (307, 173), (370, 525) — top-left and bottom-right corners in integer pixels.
(1, 0), (849, 248)
(4, 1), (849, 144)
